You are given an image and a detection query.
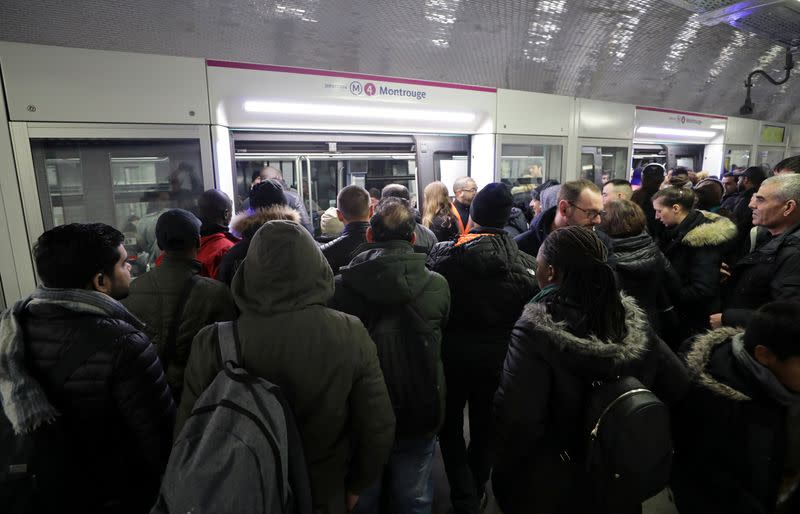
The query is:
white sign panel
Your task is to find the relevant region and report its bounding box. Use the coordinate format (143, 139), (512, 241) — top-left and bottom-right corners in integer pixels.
(207, 61), (496, 134)
(635, 106), (727, 144)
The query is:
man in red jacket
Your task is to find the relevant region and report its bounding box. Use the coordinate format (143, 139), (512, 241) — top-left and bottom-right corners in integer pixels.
(197, 189), (238, 280)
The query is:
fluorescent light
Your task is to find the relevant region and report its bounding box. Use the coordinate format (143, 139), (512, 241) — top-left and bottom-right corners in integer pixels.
(637, 126), (717, 138)
(243, 101), (476, 123)
(710, 123), (726, 130)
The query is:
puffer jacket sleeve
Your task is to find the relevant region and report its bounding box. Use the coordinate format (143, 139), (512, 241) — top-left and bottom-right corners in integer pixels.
(345, 318), (396, 494)
(492, 319), (551, 469)
(111, 328), (176, 472)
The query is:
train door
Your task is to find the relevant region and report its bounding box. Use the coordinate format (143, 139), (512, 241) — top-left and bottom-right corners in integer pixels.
(755, 147), (786, 172)
(496, 135), (565, 202)
(231, 133), (469, 237)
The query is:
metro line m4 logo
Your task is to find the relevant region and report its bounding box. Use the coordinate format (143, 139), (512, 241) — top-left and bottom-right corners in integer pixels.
(350, 81), (377, 96)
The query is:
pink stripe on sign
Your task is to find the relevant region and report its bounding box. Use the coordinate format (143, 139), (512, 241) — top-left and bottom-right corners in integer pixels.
(637, 105), (728, 120)
(206, 60), (497, 93)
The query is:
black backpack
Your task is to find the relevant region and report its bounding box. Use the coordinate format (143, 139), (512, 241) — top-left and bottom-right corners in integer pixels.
(361, 288), (442, 437)
(0, 314), (115, 514)
(584, 375), (673, 511)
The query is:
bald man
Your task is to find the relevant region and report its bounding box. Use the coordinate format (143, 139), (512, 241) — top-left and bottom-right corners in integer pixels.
(197, 189), (239, 279)
(452, 176), (477, 234)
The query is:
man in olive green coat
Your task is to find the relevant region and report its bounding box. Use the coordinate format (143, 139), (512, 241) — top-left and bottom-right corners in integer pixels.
(123, 209), (236, 403)
(176, 220), (396, 514)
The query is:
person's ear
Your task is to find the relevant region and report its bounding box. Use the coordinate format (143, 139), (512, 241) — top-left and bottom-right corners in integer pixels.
(409, 232), (417, 245)
(337, 209), (345, 222)
(92, 272), (111, 295)
(784, 199), (797, 217)
(366, 226), (374, 243)
(558, 199), (569, 217)
(754, 345), (776, 367)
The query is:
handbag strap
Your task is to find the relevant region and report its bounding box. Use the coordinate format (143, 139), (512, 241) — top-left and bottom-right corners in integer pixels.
(161, 274), (200, 371)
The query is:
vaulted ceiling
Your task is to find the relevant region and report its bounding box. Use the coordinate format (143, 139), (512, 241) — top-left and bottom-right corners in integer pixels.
(2, 0), (800, 122)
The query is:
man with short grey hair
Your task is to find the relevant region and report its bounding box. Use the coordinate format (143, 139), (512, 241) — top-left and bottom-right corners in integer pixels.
(711, 174), (800, 328)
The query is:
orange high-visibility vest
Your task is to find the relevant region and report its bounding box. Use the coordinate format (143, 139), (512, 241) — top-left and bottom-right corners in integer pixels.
(450, 202), (469, 235)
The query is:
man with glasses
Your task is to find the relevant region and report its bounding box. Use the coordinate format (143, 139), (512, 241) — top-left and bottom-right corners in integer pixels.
(452, 177), (478, 234)
(515, 179), (605, 257)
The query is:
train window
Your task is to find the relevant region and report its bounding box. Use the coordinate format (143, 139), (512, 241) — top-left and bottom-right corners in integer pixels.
(29, 138), (204, 276)
(499, 142), (564, 200)
(756, 147), (785, 172)
(724, 145), (751, 172)
(580, 145), (629, 185)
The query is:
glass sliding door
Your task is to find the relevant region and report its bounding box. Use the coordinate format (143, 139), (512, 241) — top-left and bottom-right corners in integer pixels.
(579, 139), (630, 185)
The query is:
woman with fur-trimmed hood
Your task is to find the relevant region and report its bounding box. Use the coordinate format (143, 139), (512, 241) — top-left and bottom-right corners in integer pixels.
(652, 186), (737, 337)
(217, 179), (301, 286)
(491, 227), (689, 514)
(672, 302), (800, 514)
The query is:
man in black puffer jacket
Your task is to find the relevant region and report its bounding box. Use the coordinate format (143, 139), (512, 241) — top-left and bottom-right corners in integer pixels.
(0, 223), (175, 514)
(427, 183), (539, 514)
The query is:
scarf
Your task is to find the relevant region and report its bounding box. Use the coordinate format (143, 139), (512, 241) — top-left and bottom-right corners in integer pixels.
(0, 288), (144, 434)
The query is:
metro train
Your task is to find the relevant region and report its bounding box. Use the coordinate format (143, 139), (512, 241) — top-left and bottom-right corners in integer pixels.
(0, 38), (797, 309)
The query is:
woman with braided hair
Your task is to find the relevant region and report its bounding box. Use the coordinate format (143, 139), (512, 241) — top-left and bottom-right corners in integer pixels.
(491, 226), (689, 514)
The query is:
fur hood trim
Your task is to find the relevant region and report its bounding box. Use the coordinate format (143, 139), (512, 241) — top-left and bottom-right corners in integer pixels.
(682, 211), (737, 248)
(685, 327), (751, 402)
(519, 294), (649, 364)
(230, 205), (300, 238)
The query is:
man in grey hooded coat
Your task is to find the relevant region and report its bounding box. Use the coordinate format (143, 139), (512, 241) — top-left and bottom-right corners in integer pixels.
(177, 220), (395, 514)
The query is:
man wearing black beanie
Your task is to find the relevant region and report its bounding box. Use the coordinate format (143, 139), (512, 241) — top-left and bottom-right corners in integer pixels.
(427, 182), (539, 514)
(217, 180), (301, 285)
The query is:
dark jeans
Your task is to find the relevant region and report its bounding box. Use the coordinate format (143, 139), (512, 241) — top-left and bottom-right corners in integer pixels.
(438, 370), (496, 514)
(352, 437), (436, 514)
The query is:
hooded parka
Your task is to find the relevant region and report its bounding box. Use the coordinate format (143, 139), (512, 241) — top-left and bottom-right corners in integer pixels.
(657, 210), (737, 335)
(491, 295), (689, 514)
(176, 221), (395, 514)
(672, 328), (800, 514)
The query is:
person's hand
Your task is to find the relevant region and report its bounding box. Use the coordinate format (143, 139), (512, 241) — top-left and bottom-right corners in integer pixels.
(720, 262), (731, 283)
(709, 313), (723, 329)
(346, 493), (359, 512)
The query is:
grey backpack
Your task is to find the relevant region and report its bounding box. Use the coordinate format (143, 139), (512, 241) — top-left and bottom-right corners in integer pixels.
(151, 321), (312, 514)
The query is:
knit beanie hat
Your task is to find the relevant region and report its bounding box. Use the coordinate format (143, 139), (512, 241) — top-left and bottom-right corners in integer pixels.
(250, 179), (288, 210)
(470, 183), (513, 229)
(155, 208), (201, 251)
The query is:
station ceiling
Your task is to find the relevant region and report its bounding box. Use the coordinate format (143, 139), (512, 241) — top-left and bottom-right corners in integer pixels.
(1, 0), (800, 123)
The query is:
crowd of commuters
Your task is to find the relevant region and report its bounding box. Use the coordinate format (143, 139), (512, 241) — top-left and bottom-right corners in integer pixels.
(2, 157), (800, 514)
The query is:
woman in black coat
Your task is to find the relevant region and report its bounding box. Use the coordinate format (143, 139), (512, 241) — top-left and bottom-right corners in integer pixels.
(652, 187), (737, 338)
(491, 227), (689, 514)
(422, 181), (460, 242)
(599, 199), (679, 345)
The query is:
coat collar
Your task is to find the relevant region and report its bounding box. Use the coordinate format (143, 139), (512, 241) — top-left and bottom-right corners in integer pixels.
(518, 294), (649, 365)
(684, 328), (751, 402)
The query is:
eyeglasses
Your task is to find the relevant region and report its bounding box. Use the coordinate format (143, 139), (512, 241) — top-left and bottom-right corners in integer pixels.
(568, 201), (606, 219)
(459, 188), (477, 193)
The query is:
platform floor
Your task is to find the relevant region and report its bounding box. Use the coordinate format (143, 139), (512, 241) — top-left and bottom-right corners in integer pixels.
(430, 409), (680, 514)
